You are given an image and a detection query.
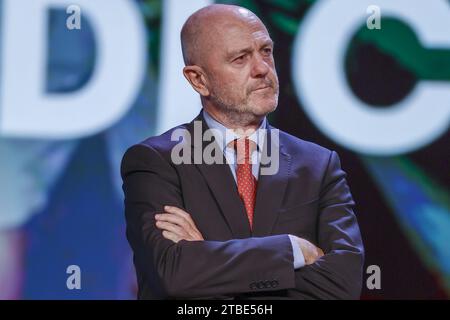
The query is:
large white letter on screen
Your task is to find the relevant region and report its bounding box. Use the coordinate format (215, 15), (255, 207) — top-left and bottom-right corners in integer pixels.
(292, 0), (450, 155)
(0, 0), (146, 139)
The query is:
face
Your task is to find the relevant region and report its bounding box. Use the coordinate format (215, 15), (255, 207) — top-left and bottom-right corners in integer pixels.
(202, 14), (279, 120)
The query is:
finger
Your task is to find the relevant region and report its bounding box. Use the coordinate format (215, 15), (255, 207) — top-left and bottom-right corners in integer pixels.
(164, 206), (189, 218)
(164, 206), (196, 229)
(156, 221), (186, 238)
(162, 230), (180, 243)
(156, 213), (198, 240)
(160, 207), (204, 241)
(163, 211), (200, 238)
(155, 213), (189, 229)
(181, 212), (198, 230)
(317, 247), (324, 257)
(156, 212), (184, 225)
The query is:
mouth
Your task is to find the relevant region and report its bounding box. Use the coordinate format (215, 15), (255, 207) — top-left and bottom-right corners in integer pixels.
(253, 86), (272, 92)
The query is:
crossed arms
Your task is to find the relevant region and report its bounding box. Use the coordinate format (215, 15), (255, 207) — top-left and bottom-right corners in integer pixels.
(121, 144), (364, 299)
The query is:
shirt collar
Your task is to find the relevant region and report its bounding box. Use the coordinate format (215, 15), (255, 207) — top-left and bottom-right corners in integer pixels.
(202, 109), (267, 153)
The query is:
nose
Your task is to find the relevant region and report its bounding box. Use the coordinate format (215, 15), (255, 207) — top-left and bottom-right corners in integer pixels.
(250, 53), (270, 78)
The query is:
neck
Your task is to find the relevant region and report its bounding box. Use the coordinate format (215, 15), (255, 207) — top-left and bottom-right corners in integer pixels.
(203, 106), (264, 134)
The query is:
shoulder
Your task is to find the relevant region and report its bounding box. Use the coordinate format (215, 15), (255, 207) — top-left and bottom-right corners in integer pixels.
(273, 126), (345, 179)
(120, 123), (191, 177)
(140, 123), (191, 154)
(129, 122), (191, 154)
(274, 126), (335, 162)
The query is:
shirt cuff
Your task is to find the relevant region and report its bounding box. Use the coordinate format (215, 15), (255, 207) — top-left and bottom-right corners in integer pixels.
(288, 234), (305, 269)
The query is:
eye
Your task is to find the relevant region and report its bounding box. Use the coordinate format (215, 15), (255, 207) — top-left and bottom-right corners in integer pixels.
(262, 47), (273, 55)
(233, 54), (247, 64)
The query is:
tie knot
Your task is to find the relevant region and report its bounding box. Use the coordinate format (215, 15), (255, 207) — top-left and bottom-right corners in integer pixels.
(228, 137), (257, 164)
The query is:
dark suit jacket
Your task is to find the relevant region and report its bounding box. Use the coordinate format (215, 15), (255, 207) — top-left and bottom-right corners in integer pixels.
(121, 111), (364, 300)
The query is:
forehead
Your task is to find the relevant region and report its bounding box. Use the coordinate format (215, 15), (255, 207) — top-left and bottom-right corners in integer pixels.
(213, 19), (272, 52)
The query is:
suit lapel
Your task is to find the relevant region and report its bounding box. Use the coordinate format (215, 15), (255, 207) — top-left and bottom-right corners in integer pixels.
(252, 125), (291, 237)
(187, 112), (252, 239)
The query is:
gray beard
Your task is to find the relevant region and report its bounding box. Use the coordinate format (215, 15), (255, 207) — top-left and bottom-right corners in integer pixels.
(208, 92), (278, 127)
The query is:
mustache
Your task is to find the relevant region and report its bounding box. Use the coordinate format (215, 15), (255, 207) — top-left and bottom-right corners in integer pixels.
(248, 78), (278, 93)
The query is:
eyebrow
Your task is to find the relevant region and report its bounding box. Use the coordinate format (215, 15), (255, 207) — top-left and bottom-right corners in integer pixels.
(226, 39), (275, 60)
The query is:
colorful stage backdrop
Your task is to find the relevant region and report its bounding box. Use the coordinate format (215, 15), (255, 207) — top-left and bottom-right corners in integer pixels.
(0, 0), (448, 299)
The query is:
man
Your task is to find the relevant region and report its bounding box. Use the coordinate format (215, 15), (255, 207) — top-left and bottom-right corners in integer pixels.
(121, 4), (364, 299)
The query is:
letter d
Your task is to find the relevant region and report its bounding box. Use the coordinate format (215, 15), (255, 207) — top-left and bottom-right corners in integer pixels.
(0, 0), (146, 139)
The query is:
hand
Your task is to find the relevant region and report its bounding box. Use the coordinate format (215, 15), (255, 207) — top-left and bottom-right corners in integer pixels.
(155, 206), (204, 243)
(294, 236), (324, 265)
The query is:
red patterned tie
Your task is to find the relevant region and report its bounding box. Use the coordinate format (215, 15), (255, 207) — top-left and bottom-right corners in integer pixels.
(234, 138), (257, 229)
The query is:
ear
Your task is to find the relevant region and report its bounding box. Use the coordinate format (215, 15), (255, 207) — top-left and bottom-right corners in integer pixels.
(183, 65), (210, 97)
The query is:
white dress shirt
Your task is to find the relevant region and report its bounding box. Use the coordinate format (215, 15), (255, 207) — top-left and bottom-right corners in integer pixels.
(202, 110), (305, 269)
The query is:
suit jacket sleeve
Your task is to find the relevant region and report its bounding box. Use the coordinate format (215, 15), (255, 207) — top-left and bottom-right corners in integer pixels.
(121, 144), (296, 298)
(291, 151), (365, 300)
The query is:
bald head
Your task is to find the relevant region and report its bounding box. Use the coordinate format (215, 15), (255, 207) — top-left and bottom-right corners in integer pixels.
(180, 4), (278, 127)
(180, 4), (266, 66)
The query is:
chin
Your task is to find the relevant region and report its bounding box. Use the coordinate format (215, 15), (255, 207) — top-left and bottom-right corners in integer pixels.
(250, 98), (278, 116)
